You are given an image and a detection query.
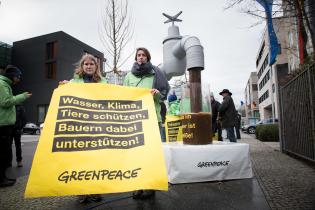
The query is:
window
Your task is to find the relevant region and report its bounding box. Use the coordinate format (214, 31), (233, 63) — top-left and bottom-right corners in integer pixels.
(259, 90), (269, 104)
(45, 62), (56, 79)
(38, 104), (49, 123)
(252, 84), (258, 91)
(272, 83), (275, 93)
(258, 70), (270, 90)
(45, 41), (57, 79)
(46, 42), (57, 60)
(288, 32), (293, 48)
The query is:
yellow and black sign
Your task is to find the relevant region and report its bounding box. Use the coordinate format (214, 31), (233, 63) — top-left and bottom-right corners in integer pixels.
(25, 83), (168, 198)
(165, 115), (183, 142)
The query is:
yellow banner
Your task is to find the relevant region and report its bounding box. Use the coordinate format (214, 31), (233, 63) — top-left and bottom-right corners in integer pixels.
(165, 115), (183, 142)
(25, 83), (168, 198)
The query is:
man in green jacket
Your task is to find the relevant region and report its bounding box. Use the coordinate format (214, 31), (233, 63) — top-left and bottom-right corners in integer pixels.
(0, 65), (31, 187)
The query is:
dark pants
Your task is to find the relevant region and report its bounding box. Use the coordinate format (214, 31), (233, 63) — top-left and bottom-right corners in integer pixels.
(9, 129), (23, 163)
(226, 127), (236, 142)
(235, 126), (241, 139)
(0, 125), (14, 180)
(159, 122), (166, 142)
(212, 120), (222, 141)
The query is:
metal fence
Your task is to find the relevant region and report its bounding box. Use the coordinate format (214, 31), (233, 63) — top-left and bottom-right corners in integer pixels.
(279, 63), (315, 162)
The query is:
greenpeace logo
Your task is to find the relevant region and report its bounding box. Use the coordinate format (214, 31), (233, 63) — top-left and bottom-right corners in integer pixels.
(197, 161), (230, 168)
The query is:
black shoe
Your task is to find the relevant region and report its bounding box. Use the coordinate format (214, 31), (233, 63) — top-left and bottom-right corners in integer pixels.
(218, 137), (223, 141)
(133, 190), (155, 200)
(90, 194), (102, 202)
(78, 195), (89, 204)
(140, 190), (155, 199)
(132, 190), (143, 199)
(0, 179), (15, 188)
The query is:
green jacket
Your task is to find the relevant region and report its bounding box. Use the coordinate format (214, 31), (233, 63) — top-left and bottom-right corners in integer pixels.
(70, 74), (108, 84)
(123, 72), (162, 122)
(0, 75), (28, 126)
(167, 100), (181, 116)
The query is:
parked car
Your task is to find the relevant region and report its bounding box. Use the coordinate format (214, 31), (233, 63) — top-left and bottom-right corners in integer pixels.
(23, 123), (41, 135)
(242, 118), (278, 134)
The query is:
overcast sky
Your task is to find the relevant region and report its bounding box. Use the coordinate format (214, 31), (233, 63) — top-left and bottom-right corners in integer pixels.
(0, 0), (266, 107)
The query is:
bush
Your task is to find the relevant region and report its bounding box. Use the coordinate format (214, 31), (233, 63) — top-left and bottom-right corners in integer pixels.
(255, 124), (279, 142)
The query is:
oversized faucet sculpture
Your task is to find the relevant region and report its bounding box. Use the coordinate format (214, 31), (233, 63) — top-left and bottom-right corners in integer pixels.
(160, 11), (205, 113)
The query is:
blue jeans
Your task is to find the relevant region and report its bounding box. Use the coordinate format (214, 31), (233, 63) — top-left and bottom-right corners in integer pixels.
(226, 127), (236, 142)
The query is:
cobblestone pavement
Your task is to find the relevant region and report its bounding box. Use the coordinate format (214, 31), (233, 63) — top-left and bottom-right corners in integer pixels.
(240, 133), (315, 210)
(1, 134), (314, 209)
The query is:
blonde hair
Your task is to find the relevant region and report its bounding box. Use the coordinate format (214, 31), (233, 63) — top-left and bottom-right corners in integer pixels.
(74, 54), (102, 82)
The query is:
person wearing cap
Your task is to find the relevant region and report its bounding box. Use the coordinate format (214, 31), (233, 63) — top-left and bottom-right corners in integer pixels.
(167, 93), (180, 116)
(218, 89), (237, 142)
(210, 93), (222, 141)
(0, 65), (31, 188)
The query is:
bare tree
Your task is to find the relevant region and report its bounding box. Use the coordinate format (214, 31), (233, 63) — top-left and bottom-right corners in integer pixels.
(99, 0), (134, 74)
(225, 0), (315, 58)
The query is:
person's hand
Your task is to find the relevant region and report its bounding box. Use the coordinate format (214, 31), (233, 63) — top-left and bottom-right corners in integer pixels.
(59, 80), (69, 85)
(26, 92), (32, 98)
(150, 89), (160, 95)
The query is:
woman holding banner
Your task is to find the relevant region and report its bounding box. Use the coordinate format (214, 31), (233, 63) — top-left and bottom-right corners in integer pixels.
(68, 54), (107, 203)
(123, 47), (169, 199)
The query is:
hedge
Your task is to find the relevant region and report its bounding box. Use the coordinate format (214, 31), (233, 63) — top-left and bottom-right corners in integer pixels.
(255, 124), (279, 142)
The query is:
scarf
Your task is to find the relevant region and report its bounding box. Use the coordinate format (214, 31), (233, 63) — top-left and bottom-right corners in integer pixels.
(131, 62), (170, 101)
(83, 74), (94, 83)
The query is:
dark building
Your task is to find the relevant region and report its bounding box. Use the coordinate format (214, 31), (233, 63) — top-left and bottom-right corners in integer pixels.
(12, 31), (104, 124)
(0, 41), (12, 71)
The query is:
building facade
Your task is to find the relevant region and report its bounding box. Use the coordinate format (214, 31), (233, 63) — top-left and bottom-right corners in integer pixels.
(256, 17), (289, 120)
(282, 0), (315, 72)
(244, 72), (259, 125)
(12, 31), (104, 124)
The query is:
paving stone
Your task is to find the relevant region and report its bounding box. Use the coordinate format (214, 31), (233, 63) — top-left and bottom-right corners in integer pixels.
(240, 134), (315, 210)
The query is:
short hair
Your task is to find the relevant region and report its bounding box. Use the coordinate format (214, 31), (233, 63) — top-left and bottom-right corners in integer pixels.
(135, 47), (151, 62)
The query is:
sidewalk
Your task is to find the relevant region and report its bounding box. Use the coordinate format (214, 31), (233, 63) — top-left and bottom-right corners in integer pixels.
(0, 133), (314, 209)
(239, 133), (315, 210)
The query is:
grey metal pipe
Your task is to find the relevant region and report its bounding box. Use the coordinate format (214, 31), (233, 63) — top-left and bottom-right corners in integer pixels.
(161, 25), (204, 80)
(175, 36), (204, 71)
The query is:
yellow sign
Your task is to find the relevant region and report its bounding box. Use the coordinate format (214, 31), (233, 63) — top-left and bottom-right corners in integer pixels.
(165, 115), (183, 142)
(25, 83), (168, 198)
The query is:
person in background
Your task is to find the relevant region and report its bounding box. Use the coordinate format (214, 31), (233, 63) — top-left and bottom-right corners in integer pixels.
(210, 93), (222, 141)
(235, 112), (242, 139)
(124, 47), (170, 200)
(218, 89), (237, 143)
(167, 92), (181, 116)
(0, 65), (31, 188)
(66, 54), (107, 203)
(9, 104), (27, 168)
